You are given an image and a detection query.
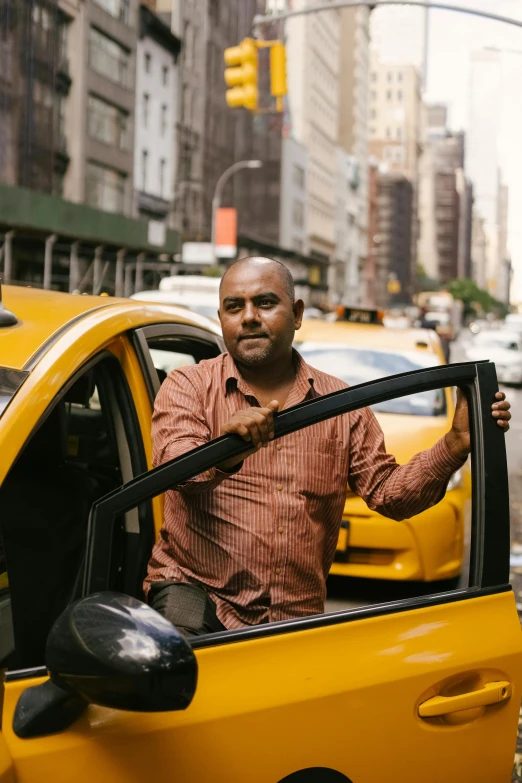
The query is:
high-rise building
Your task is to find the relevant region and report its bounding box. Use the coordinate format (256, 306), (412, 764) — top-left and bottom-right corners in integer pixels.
(134, 5), (181, 225)
(418, 104), (472, 284)
(285, 1), (340, 275)
(467, 50), (502, 294)
(368, 56), (422, 184)
(336, 5), (370, 306)
(169, 0), (208, 239)
(370, 1), (429, 85)
(0, 0), (181, 293)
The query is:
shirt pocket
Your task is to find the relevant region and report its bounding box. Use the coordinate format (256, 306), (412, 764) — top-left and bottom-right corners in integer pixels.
(293, 435), (347, 499)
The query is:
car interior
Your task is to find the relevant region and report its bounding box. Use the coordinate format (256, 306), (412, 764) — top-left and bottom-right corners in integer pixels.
(0, 357), (140, 669)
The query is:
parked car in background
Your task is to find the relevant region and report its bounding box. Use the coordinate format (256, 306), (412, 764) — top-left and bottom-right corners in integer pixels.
(295, 310), (471, 585)
(465, 330), (522, 386)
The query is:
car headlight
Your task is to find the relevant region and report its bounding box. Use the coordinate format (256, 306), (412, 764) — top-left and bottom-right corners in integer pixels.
(447, 469), (463, 492)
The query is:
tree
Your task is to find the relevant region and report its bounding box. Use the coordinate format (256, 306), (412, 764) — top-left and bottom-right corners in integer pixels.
(447, 279), (508, 319)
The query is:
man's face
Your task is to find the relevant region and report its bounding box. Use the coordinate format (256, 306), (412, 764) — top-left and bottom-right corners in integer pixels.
(218, 262), (304, 366)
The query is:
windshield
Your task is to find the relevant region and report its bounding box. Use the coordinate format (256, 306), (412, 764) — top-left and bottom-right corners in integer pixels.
(295, 343), (447, 417)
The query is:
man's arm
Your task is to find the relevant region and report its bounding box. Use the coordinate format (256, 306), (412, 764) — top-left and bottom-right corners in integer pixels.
(347, 406), (466, 521)
(152, 370), (238, 493)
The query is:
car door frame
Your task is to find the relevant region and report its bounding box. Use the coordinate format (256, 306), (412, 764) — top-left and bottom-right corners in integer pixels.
(132, 324), (224, 403)
(81, 359), (509, 638)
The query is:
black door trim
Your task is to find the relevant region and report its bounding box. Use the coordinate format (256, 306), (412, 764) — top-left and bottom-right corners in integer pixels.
(132, 323), (224, 404)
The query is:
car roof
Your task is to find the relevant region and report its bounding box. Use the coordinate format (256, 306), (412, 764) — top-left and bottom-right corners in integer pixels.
(0, 285), (218, 370)
(296, 319), (442, 354)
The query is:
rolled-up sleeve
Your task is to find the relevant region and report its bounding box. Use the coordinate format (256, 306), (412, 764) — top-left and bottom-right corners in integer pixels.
(152, 370), (238, 493)
(347, 406), (466, 521)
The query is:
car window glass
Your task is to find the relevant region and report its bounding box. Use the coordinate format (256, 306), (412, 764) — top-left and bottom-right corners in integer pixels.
(0, 356), (142, 670)
(146, 335), (221, 388)
(295, 342), (447, 417)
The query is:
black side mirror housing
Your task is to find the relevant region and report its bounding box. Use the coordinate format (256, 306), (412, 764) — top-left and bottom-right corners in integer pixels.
(47, 591), (198, 712)
(13, 592), (198, 738)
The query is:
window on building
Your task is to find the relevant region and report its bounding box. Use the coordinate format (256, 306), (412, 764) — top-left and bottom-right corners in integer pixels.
(57, 13), (70, 69)
(396, 126), (402, 140)
(142, 150), (148, 192)
(85, 161), (126, 213)
(293, 237), (304, 253)
(145, 52), (151, 73)
(397, 71), (403, 82)
(292, 199), (304, 228)
(386, 127), (391, 139)
(387, 71), (393, 83)
(370, 108), (376, 120)
(162, 65), (168, 86)
(93, 0), (130, 24)
(370, 90), (376, 101)
(88, 27), (130, 88)
(161, 104), (167, 136)
(386, 89), (392, 100)
(159, 158), (166, 198)
(293, 164), (305, 190)
(87, 94), (129, 150)
(397, 89), (403, 101)
(371, 72), (377, 82)
(143, 93), (149, 127)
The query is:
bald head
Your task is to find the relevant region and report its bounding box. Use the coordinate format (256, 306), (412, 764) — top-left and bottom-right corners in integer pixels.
(217, 254), (304, 367)
(220, 256), (295, 304)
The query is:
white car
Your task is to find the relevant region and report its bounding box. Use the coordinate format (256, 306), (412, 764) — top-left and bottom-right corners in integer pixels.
(465, 329), (522, 386)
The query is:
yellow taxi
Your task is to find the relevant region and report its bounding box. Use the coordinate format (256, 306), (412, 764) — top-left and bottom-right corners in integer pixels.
(0, 287), (520, 782)
(295, 312), (471, 585)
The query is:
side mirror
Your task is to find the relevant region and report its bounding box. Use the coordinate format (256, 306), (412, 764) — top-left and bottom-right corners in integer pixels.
(13, 592), (198, 738)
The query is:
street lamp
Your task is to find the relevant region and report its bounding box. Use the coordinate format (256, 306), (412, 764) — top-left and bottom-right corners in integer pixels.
(211, 159), (263, 264)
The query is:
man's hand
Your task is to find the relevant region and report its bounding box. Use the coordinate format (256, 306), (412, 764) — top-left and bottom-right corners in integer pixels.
(218, 400), (279, 472)
(445, 389), (511, 461)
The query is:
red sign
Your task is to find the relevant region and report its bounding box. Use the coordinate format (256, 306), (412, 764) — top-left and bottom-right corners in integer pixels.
(215, 208), (237, 258)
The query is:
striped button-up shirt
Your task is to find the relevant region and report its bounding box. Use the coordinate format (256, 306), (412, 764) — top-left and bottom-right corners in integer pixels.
(144, 351), (463, 628)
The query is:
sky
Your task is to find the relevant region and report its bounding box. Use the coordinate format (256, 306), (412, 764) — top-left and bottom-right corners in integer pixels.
(424, 0), (522, 303)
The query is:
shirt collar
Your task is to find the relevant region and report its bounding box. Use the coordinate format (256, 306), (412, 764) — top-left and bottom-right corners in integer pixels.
(223, 350), (317, 406)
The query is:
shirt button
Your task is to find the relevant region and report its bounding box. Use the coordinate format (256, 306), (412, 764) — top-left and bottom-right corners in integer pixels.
(278, 526), (284, 533)
(276, 483), (283, 491)
(275, 567), (281, 575)
(276, 444), (282, 451)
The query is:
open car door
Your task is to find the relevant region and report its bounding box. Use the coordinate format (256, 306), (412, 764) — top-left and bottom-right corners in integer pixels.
(2, 360), (521, 783)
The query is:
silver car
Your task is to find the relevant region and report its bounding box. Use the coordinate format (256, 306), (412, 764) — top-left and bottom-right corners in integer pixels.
(465, 329), (522, 386)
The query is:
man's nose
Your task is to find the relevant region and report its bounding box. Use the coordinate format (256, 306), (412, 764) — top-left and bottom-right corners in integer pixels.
(242, 302), (260, 323)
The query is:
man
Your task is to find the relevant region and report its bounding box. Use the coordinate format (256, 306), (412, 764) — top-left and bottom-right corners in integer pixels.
(144, 256), (511, 636)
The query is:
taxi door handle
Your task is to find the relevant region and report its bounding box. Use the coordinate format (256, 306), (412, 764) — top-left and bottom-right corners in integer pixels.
(418, 681), (512, 718)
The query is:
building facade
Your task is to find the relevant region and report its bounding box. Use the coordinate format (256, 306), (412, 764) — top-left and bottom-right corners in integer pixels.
(369, 0), (429, 85)
(368, 56), (422, 185)
(285, 1), (340, 269)
(418, 104), (472, 284)
(467, 50), (502, 295)
(279, 136), (308, 256)
(375, 171), (414, 305)
(134, 4), (180, 225)
(337, 6), (370, 307)
(168, 0), (207, 239)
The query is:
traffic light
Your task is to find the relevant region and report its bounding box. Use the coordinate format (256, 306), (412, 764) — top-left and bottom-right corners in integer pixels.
(269, 41), (287, 104)
(224, 38), (258, 112)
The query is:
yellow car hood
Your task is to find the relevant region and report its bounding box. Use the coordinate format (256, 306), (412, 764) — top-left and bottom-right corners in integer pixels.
(373, 411), (450, 464)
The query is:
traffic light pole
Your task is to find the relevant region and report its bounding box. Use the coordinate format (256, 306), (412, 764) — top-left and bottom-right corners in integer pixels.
(211, 160), (263, 265)
(253, 1), (522, 34)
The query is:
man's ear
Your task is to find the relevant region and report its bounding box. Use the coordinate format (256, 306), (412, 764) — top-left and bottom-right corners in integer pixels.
(293, 298), (305, 330)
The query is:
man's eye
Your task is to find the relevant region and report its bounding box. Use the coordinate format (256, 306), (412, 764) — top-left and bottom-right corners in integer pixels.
(259, 300), (273, 308)
(227, 303), (241, 311)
